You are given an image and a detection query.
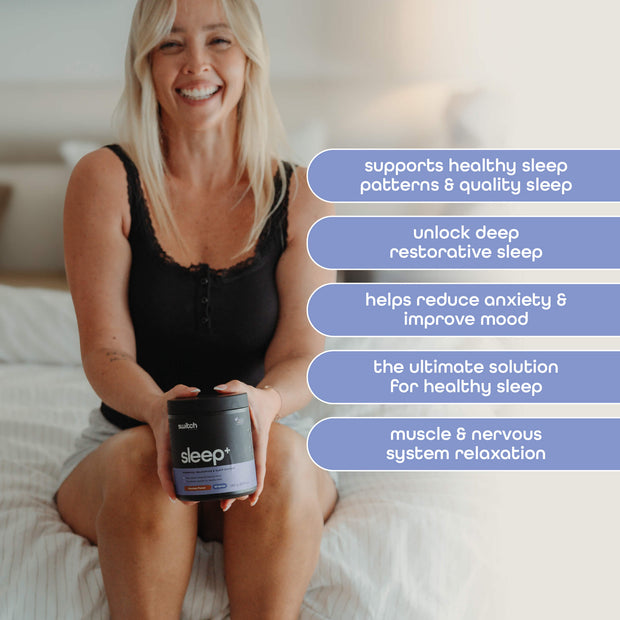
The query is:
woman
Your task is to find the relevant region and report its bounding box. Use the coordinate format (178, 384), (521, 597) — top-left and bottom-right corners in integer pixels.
(55, 0), (337, 617)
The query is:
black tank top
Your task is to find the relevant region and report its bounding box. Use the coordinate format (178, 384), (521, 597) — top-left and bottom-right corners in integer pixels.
(101, 145), (293, 429)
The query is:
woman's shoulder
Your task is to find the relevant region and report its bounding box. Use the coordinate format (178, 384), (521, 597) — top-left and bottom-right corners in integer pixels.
(285, 164), (334, 243)
(69, 146), (128, 189)
(65, 146), (132, 233)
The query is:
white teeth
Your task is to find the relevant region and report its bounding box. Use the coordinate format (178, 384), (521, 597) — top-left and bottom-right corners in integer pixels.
(178, 86), (219, 100)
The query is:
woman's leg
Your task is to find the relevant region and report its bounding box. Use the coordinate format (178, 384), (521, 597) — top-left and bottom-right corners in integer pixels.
(210, 423), (338, 620)
(56, 425), (198, 620)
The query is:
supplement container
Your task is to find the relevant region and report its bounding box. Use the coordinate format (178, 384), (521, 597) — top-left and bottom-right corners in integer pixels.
(168, 393), (257, 501)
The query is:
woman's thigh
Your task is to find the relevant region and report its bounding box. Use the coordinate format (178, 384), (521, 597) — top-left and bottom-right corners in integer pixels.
(197, 422), (337, 541)
(56, 425), (162, 544)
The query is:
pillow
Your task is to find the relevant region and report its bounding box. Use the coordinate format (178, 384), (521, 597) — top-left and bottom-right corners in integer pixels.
(0, 183), (11, 217)
(0, 285), (81, 365)
(58, 140), (102, 169)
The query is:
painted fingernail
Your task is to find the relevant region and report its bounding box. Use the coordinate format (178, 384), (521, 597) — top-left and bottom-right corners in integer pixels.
(189, 388), (201, 393)
(214, 384), (227, 392)
(169, 496), (177, 504)
(222, 503), (231, 512)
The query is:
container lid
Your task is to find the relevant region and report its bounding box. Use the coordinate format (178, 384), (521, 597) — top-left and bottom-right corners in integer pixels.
(167, 392), (249, 414)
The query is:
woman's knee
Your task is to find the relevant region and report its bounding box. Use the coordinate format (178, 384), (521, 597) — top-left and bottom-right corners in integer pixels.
(58, 425), (170, 543)
(262, 425), (321, 512)
(102, 425), (159, 494)
(265, 424), (338, 522)
(96, 426), (180, 535)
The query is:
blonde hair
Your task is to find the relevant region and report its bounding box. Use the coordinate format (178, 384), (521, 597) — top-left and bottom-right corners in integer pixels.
(113, 0), (289, 254)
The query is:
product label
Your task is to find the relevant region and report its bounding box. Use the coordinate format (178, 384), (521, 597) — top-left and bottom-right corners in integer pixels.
(173, 460), (257, 496)
(168, 409), (255, 497)
(180, 446), (227, 465)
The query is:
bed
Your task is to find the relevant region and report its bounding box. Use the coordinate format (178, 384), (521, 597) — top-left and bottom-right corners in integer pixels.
(0, 283), (499, 619)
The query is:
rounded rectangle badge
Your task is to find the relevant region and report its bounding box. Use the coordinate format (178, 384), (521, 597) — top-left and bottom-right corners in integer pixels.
(307, 350), (620, 404)
(307, 149), (620, 202)
(308, 216), (620, 270)
(308, 283), (620, 337)
(306, 417), (620, 471)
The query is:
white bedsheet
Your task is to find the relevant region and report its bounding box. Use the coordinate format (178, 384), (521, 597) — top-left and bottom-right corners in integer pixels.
(0, 285), (498, 619)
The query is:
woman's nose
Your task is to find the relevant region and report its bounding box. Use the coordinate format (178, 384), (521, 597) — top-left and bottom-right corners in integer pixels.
(182, 45), (211, 75)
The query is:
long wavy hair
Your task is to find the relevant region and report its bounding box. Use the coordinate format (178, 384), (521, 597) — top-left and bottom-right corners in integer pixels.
(113, 0), (288, 255)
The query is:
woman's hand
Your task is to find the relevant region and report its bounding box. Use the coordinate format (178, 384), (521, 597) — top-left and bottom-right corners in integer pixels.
(146, 384), (202, 504)
(213, 380), (281, 512)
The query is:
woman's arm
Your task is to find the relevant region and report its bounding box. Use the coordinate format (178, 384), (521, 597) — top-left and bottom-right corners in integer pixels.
(64, 148), (199, 500)
(259, 166), (335, 412)
(65, 149), (162, 418)
(216, 166), (334, 508)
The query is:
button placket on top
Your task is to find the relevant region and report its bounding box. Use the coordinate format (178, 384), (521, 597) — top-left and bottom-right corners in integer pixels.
(199, 269), (211, 330)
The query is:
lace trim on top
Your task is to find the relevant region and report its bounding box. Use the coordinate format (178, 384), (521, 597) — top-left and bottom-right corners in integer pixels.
(106, 144), (291, 278)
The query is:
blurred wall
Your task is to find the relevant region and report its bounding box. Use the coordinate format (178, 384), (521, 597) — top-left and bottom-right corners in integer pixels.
(0, 0), (478, 83)
(3, 0), (619, 147)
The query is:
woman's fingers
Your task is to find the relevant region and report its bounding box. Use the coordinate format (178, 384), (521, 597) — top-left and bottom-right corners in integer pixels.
(249, 423), (269, 505)
(169, 384), (201, 399)
(153, 384), (201, 502)
(155, 431), (177, 501)
(213, 379), (278, 509)
(219, 495), (249, 512)
(213, 379), (244, 395)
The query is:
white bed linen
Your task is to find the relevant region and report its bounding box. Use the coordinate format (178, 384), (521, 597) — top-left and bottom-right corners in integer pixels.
(0, 286), (498, 619)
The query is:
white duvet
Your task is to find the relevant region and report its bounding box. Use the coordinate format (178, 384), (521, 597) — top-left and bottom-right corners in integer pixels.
(0, 284), (497, 619)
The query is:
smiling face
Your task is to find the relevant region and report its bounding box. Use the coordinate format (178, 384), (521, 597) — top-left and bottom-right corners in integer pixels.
(150, 0), (247, 136)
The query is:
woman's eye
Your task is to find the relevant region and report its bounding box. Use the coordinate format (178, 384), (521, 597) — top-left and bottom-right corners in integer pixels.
(209, 37), (231, 47)
(159, 41), (181, 52)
